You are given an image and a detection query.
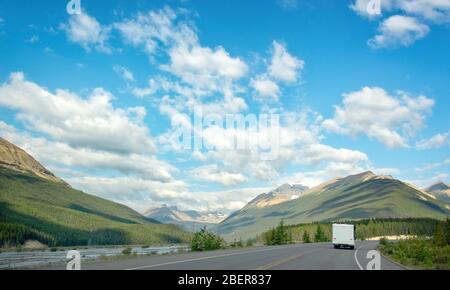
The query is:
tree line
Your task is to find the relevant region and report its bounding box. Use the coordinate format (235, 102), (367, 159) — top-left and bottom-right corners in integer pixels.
(258, 218), (442, 245)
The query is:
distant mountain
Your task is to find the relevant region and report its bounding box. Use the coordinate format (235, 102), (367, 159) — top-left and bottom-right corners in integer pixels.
(143, 205), (226, 231)
(224, 183), (308, 222)
(242, 183), (309, 210)
(0, 138), (188, 247)
(425, 182), (450, 203)
(216, 171), (450, 240)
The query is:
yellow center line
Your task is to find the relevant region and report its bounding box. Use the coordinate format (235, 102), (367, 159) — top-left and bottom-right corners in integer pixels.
(256, 248), (321, 270)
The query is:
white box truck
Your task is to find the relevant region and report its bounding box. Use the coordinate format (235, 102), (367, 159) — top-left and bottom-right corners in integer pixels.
(332, 224), (355, 249)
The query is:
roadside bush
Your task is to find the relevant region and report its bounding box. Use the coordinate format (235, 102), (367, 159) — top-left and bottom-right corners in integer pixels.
(379, 237), (388, 246)
(190, 228), (224, 251)
(263, 220), (292, 245)
(122, 246), (132, 255)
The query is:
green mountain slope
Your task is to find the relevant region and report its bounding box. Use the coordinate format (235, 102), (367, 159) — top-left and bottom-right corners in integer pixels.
(216, 172), (450, 240)
(0, 138), (189, 247)
(0, 167), (190, 246)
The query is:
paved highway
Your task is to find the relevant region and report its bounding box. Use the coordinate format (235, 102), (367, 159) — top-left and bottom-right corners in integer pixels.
(42, 241), (404, 270)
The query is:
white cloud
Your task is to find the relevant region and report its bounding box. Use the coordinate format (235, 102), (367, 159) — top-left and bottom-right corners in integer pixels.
(269, 41), (304, 83)
(0, 72), (154, 154)
(372, 167), (401, 175)
(114, 6), (181, 54)
(115, 6), (249, 89)
(61, 12), (111, 53)
(113, 65), (135, 82)
(416, 131), (450, 149)
(368, 15), (429, 48)
(350, 0), (394, 18)
(66, 174), (268, 213)
(296, 144), (368, 165)
(397, 0), (450, 23)
(160, 109), (369, 185)
(0, 122), (174, 182)
(351, 1), (450, 48)
(251, 76), (280, 101)
(281, 161), (368, 188)
(164, 45), (248, 90)
(415, 158), (450, 172)
(323, 86), (434, 148)
(189, 165), (248, 186)
(116, 6), (249, 114)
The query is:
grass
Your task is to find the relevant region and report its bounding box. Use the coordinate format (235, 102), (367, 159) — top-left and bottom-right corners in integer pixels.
(380, 238), (450, 269)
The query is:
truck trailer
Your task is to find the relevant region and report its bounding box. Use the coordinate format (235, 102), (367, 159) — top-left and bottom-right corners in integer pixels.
(332, 224), (355, 249)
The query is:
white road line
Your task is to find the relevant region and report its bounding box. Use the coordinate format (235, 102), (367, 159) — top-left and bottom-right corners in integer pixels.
(125, 246), (305, 270)
(354, 243), (374, 270)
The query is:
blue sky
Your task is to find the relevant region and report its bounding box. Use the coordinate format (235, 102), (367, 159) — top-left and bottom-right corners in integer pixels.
(0, 0), (449, 213)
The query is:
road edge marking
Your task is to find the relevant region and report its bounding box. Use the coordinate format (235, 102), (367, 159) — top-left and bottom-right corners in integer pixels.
(125, 245), (304, 270)
(354, 243), (372, 270)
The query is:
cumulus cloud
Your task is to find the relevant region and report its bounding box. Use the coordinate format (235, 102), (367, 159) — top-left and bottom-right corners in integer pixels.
(416, 131), (450, 149)
(114, 6), (181, 54)
(368, 15), (429, 48)
(280, 161), (368, 188)
(115, 6), (248, 94)
(397, 0), (450, 23)
(269, 41), (304, 83)
(351, 0), (450, 48)
(296, 144), (368, 165)
(251, 76), (280, 101)
(0, 122), (174, 182)
(60, 11), (111, 53)
(323, 86), (434, 148)
(189, 165), (248, 186)
(67, 175), (268, 213)
(0, 72), (154, 154)
(159, 108), (368, 186)
(350, 0), (394, 18)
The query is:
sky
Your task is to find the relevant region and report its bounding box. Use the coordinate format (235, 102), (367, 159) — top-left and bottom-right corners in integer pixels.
(0, 0), (449, 214)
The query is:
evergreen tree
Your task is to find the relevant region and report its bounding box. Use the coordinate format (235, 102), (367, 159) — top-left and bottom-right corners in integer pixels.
(190, 227), (224, 251)
(314, 225), (327, 242)
(302, 231), (311, 243)
(434, 222), (446, 247)
(445, 217), (450, 245)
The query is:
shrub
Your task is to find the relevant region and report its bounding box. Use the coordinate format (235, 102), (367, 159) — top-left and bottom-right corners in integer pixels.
(190, 228), (224, 251)
(122, 246), (132, 255)
(263, 220), (292, 245)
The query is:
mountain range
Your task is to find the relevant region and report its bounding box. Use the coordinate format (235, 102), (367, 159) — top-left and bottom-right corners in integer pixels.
(425, 182), (450, 203)
(1, 137), (449, 246)
(143, 205), (226, 231)
(215, 171), (450, 240)
(0, 138), (189, 247)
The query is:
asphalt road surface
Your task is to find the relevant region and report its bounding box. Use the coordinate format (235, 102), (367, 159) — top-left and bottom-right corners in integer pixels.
(42, 241), (404, 270)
